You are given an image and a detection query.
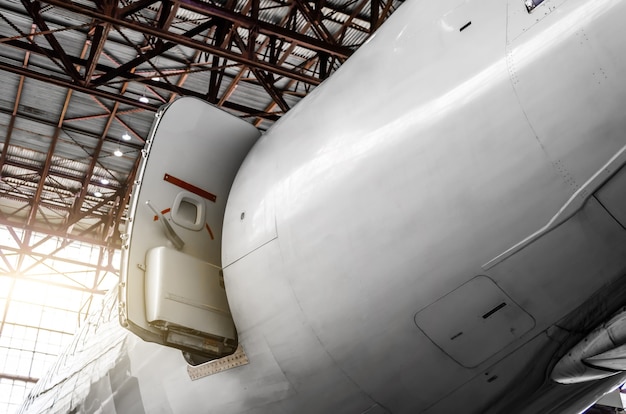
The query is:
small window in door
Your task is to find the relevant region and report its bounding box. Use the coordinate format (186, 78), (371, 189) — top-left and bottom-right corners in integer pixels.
(171, 192), (205, 231)
(178, 199), (198, 224)
(525, 0), (545, 12)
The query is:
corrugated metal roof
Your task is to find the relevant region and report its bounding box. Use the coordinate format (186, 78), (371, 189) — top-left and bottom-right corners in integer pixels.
(0, 0), (405, 247)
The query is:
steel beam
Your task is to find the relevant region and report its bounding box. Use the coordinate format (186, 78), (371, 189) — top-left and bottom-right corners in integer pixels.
(119, 0), (161, 18)
(0, 25), (34, 173)
(0, 46), (279, 118)
(26, 86), (75, 227)
(0, 103), (145, 149)
(1, 35), (292, 118)
(84, 23), (112, 85)
(20, 0), (83, 81)
(293, 0), (337, 47)
(107, 154), (139, 245)
(370, 0), (380, 32)
(70, 102), (120, 223)
(3, 156), (124, 187)
(0, 373), (39, 384)
(92, 19), (216, 86)
(0, 60), (157, 111)
(230, 32), (290, 112)
(39, 0), (325, 85)
(0, 217), (121, 247)
(206, 18), (231, 103)
(176, 0), (350, 58)
(337, 0), (370, 42)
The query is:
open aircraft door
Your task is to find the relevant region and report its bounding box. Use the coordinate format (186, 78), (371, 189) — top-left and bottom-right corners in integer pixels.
(119, 97), (260, 360)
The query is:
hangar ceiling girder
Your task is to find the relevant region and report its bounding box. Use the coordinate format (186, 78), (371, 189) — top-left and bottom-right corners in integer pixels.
(0, 0), (402, 249)
(0, 0), (391, 124)
(0, 224), (119, 330)
(11, 0), (339, 86)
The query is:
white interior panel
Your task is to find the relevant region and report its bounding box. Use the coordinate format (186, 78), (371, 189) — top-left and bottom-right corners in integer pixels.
(145, 246), (237, 341)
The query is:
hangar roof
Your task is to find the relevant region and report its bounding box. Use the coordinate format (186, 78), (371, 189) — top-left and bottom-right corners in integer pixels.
(0, 0), (403, 249)
(0, 1), (403, 410)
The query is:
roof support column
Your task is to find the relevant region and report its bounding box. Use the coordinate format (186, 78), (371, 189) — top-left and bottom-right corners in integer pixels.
(0, 25), (35, 172)
(26, 90), (73, 227)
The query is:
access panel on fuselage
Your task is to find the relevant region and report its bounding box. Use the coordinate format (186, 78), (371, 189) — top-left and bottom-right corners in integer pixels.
(415, 276), (535, 368)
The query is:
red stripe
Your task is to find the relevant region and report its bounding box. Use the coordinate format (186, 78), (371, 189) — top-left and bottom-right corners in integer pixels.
(205, 223), (215, 240)
(164, 173), (217, 202)
(153, 208), (171, 221)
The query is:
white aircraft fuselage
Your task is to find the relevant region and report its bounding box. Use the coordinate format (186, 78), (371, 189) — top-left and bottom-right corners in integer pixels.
(19, 0), (626, 413)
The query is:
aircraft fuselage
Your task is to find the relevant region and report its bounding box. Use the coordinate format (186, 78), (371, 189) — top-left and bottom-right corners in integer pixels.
(19, 0), (626, 413)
